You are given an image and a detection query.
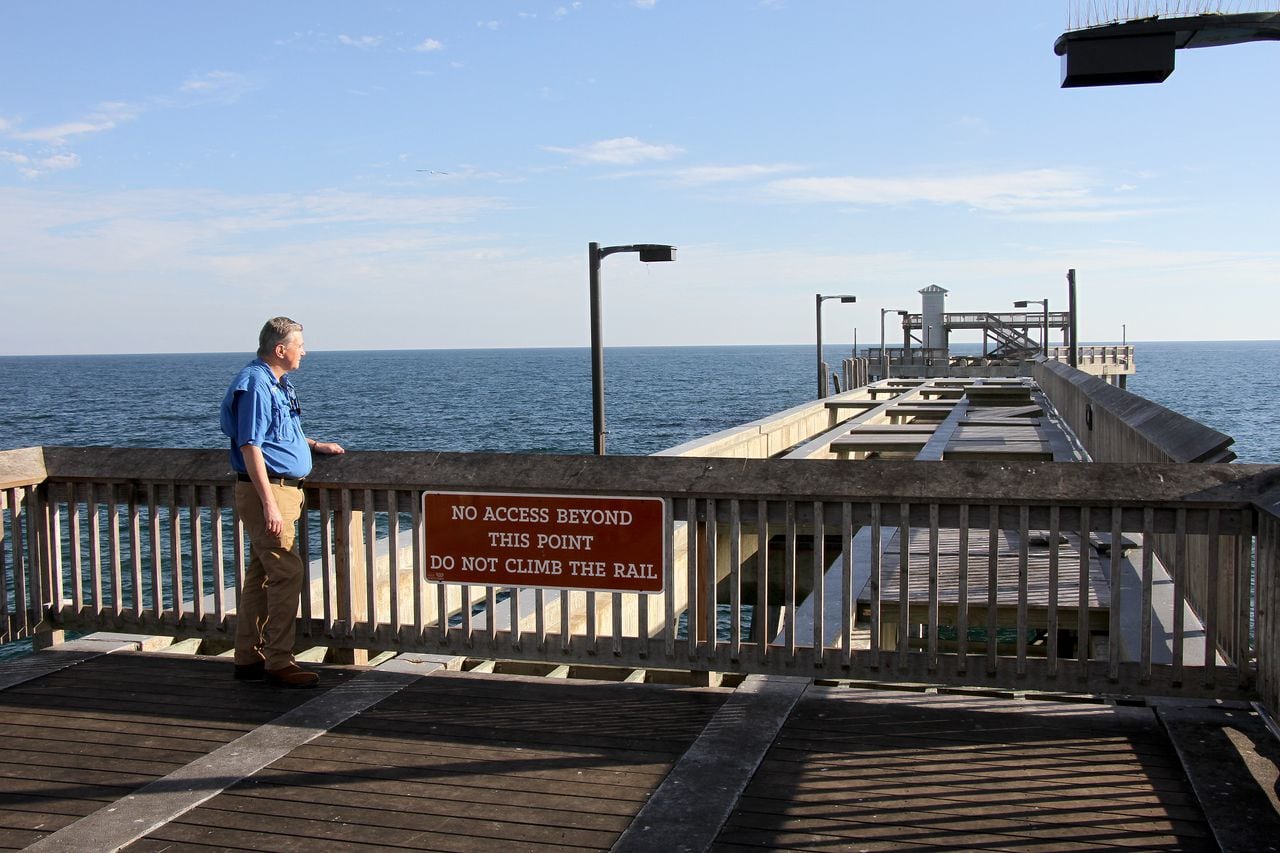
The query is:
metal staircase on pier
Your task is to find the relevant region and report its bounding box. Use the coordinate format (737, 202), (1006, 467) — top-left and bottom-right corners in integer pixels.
(984, 313), (1040, 359)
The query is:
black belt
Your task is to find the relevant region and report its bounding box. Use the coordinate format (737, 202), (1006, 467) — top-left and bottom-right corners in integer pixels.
(236, 472), (305, 488)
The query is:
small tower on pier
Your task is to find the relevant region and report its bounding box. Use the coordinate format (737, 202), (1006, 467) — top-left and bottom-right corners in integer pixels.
(919, 284), (949, 362)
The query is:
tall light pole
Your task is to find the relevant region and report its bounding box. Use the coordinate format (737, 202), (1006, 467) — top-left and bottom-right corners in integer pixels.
(1014, 298), (1049, 358)
(816, 293), (856, 397)
(880, 308), (908, 380)
(589, 242), (676, 455)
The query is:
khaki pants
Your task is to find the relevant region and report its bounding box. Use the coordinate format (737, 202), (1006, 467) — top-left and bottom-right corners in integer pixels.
(234, 481), (306, 669)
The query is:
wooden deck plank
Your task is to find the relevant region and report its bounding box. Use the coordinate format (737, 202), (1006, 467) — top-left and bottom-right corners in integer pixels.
(0, 646), (1253, 853)
(129, 670), (727, 852)
(0, 652), (362, 851)
(714, 687), (1215, 852)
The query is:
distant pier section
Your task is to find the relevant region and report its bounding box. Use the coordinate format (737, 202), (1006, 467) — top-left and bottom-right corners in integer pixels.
(850, 285), (1135, 387)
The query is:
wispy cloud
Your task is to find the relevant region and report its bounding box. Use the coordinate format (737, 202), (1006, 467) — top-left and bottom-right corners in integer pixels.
(1, 73), (254, 178)
(545, 136), (683, 165)
(766, 168), (1148, 219)
(414, 37), (444, 52)
(338, 34), (383, 48)
(177, 71), (253, 104)
(665, 163), (804, 186)
(7, 101), (140, 145)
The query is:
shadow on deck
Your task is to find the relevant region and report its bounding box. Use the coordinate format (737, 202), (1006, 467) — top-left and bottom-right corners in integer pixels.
(3, 643), (1278, 852)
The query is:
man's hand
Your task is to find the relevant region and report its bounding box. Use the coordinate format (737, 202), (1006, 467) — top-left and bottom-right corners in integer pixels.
(241, 444), (287, 537)
(262, 496), (285, 537)
(313, 441), (345, 455)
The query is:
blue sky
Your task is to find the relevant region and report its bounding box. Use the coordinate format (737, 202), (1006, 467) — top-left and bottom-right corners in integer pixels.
(3, 1), (1277, 355)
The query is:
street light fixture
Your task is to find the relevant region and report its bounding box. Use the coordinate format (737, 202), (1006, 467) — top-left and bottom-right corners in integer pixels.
(816, 293), (856, 397)
(1014, 298), (1049, 358)
(880, 308), (908, 380)
(588, 242), (676, 455)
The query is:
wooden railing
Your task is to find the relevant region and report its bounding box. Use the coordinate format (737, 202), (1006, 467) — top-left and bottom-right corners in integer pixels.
(5, 446), (1280, 710)
(1050, 344), (1134, 366)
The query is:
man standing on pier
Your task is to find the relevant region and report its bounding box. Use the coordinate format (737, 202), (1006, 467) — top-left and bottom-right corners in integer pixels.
(220, 317), (344, 688)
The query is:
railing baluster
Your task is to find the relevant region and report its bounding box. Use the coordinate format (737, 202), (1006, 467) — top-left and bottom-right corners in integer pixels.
(25, 487), (43, 636)
(387, 489), (400, 638)
(1140, 507), (1154, 681)
(363, 489), (377, 641)
(189, 485), (204, 624)
(686, 497), (698, 659)
(168, 485), (183, 623)
(1204, 509), (1220, 687)
(486, 585), (498, 644)
(756, 499), (769, 661)
(211, 491), (224, 626)
(899, 501), (910, 672)
(1077, 505), (1090, 671)
(535, 588), (546, 651)
(512, 583), (523, 652)
(7, 489), (28, 636)
(840, 501), (853, 667)
(870, 502), (882, 663)
(1108, 506), (1122, 682)
(987, 504), (999, 674)
(957, 504), (969, 673)
(586, 589), (598, 653)
(0, 490), (10, 637)
(705, 499), (718, 657)
(90, 484), (104, 615)
(784, 500), (797, 658)
(48, 489), (64, 622)
(1173, 507), (1187, 682)
(928, 503), (940, 672)
(293, 493), (310, 636)
(129, 490), (143, 619)
(108, 485), (123, 618)
(1047, 506), (1060, 676)
(318, 489), (334, 630)
(411, 493), (425, 638)
(663, 500), (675, 658)
(69, 485), (84, 614)
(812, 499), (825, 662)
(730, 499), (742, 661)
(1236, 509), (1253, 686)
(1016, 505), (1029, 676)
(665, 500), (679, 657)
(612, 591), (623, 657)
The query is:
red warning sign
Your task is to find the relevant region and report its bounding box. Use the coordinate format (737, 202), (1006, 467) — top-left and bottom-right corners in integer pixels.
(423, 491), (666, 594)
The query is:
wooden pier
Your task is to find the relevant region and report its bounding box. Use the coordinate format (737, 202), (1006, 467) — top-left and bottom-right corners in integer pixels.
(4, 638), (1277, 852)
(4, 354), (1280, 850)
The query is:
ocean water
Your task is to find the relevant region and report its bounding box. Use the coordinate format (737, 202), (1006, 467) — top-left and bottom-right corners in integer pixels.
(1, 341), (1275, 461)
(0, 345), (816, 457)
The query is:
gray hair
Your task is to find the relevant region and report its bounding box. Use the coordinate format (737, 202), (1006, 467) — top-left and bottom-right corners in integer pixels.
(257, 316), (303, 358)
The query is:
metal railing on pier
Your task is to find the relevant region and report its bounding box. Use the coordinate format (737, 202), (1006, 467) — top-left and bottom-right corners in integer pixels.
(4, 445), (1280, 711)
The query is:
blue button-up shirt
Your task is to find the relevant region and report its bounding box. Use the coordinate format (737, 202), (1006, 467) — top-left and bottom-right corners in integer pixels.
(220, 359), (312, 479)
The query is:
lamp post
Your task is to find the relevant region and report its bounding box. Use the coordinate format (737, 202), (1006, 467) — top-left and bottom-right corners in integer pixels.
(1014, 298), (1049, 358)
(589, 242), (676, 455)
(880, 308), (908, 380)
(816, 293), (856, 397)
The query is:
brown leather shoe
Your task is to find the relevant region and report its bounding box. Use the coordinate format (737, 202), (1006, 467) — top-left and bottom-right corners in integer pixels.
(265, 664), (319, 689)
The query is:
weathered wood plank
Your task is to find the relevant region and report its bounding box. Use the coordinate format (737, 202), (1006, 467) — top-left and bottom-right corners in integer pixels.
(716, 686), (1215, 852)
